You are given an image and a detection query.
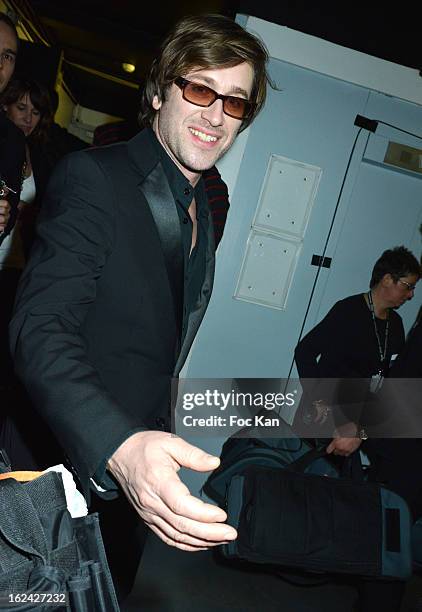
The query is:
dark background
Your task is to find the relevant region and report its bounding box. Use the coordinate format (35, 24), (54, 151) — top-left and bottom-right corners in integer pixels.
(7, 0), (421, 118)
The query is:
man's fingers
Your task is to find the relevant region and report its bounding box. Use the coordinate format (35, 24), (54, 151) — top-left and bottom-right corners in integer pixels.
(326, 440), (335, 454)
(148, 523), (208, 552)
(153, 501), (236, 542)
(144, 512), (234, 549)
(169, 436), (220, 473)
(131, 471), (237, 544)
(157, 472), (229, 525)
(326, 441), (346, 456)
(326, 436), (360, 456)
(129, 477), (237, 550)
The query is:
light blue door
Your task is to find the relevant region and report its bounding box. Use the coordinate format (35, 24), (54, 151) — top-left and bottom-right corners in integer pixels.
(311, 129), (422, 341)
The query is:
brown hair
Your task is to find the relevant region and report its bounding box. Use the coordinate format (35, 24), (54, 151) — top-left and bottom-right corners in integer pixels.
(139, 14), (270, 132)
(0, 77), (53, 143)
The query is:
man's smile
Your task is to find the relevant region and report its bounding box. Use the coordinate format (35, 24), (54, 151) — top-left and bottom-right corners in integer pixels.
(188, 127), (219, 143)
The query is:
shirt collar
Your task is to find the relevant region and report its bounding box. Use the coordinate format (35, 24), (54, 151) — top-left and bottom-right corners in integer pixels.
(148, 127), (207, 215)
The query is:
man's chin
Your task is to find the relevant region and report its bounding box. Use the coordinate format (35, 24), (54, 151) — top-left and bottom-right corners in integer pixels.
(183, 145), (230, 174)
(183, 158), (220, 174)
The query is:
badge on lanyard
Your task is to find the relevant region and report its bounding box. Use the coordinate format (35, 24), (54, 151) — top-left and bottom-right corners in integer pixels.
(370, 370), (384, 393)
(367, 291), (389, 392)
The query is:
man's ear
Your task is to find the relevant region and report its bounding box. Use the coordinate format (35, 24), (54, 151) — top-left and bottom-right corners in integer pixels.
(152, 95), (162, 111)
(382, 273), (394, 287)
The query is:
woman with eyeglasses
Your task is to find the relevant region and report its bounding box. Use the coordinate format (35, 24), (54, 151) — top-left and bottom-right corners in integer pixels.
(294, 245), (421, 611)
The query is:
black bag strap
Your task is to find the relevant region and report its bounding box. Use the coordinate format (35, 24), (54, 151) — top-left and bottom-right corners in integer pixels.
(0, 472), (64, 563)
(286, 446), (364, 481)
(0, 449), (11, 473)
(286, 447), (329, 472)
(341, 450), (364, 482)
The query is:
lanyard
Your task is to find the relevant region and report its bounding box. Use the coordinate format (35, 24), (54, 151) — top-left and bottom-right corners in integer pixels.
(368, 291), (389, 368)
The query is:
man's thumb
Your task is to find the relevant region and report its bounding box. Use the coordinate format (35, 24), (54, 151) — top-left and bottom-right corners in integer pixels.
(174, 439), (220, 472)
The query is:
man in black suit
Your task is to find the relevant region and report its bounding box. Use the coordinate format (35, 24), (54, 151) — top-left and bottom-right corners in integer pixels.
(0, 12), (25, 241)
(10, 13), (270, 597)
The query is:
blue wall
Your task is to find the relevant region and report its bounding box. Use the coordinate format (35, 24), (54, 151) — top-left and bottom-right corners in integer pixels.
(185, 58), (422, 380)
(181, 50), (422, 499)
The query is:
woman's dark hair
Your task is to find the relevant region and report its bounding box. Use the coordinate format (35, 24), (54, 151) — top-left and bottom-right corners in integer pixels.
(139, 13), (271, 133)
(0, 77), (53, 142)
(370, 246), (421, 288)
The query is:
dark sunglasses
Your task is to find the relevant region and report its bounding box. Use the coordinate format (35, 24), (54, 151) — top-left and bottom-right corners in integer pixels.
(174, 77), (255, 121)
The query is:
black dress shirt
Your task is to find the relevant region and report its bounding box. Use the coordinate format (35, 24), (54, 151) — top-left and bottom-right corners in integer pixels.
(149, 129), (209, 341)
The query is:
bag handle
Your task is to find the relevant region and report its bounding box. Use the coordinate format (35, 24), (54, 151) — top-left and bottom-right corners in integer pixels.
(341, 450), (364, 482)
(285, 446), (328, 472)
(286, 446), (364, 481)
(0, 475), (51, 562)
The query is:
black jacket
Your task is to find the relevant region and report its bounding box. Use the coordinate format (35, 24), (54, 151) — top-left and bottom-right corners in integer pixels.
(0, 111), (25, 244)
(9, 129), (215, 496)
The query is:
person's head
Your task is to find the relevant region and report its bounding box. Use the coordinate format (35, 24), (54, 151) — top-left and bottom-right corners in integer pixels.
(1, 78), (53, 141)
(0, 13), (18, 94)
(139, 14), (270, 182)
(370, 246), (421, 308)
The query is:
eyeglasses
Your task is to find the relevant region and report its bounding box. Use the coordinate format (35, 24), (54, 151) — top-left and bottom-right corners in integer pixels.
(174, 77), (255, 121)
(398, 278), (417, 291)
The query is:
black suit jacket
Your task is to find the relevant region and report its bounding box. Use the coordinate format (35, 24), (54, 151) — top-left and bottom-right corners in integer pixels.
(0, 111), (25, 244)
(10, 129), (215, 496)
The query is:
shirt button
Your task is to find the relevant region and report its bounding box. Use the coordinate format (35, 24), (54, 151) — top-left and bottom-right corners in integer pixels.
(184, 187), (190, 195)
(155, 417), (165, 428)
(183, 217), (188, 224)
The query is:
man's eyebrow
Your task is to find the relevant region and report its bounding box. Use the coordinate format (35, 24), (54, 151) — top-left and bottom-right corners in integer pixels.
(189, 74), (250, 98)
(2, 48), (17, 56)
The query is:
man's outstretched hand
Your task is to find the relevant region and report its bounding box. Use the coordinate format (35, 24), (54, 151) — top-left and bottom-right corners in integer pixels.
(108, 431), (237, 551)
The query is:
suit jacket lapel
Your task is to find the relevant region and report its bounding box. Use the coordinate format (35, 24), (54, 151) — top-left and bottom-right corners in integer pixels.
(138, 163), (184, 338)
(127, 129), (215, 373)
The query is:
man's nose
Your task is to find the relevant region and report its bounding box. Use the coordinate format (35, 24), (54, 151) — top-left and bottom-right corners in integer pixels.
(201, 99), (224, 126)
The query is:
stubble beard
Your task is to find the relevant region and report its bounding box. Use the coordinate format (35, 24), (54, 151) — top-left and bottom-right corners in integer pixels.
(177, 135), (234, 174)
